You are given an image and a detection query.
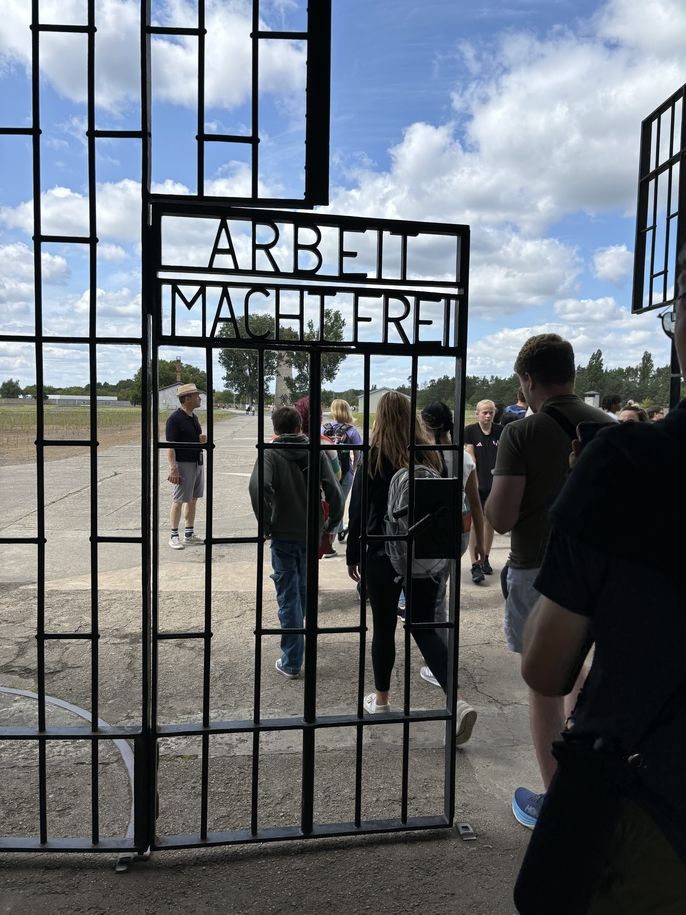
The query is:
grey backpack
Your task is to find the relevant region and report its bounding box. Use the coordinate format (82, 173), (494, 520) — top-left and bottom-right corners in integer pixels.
(384, 464), (452, 582)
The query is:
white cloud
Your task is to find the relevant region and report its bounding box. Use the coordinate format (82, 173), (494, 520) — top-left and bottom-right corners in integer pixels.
(0, 0), (305, 113)
(0, 180), (141, 242)
(98, 243), (129, 263)
(0, 243), (69, 285)
(592, 244), (633, 285)
(554, 296), (626, 324)
(467, 300), (669, 377)
(323, 0), (685, 380)
(470, 229), (581, 315)
(594, 0), (686, 59)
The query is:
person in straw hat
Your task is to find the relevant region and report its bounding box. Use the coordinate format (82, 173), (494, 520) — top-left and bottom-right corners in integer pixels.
(165, 382), (207, 549)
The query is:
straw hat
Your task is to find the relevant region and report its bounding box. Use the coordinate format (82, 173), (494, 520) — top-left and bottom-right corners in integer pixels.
(177, 383), (201, 397)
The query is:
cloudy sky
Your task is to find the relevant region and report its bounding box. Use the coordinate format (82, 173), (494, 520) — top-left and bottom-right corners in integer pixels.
(0, 0), (684, 390)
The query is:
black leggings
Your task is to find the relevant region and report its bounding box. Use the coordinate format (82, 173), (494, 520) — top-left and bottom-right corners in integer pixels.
(365, 551), (448, 693)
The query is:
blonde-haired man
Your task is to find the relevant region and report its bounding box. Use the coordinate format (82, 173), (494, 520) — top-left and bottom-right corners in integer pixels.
(464, 399), (502, 583)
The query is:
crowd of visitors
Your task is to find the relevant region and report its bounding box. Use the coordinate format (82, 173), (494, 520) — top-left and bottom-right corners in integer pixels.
(164, 302), (685, 911)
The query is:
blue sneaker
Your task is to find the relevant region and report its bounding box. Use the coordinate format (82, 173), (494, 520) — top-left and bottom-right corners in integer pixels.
(512, 787), (545, 829)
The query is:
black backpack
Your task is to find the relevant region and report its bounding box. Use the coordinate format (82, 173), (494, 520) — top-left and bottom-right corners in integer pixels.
(322, 421), (353, 474)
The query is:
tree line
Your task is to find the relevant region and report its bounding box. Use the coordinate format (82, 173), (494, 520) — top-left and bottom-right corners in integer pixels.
(2, 345), (678, 411)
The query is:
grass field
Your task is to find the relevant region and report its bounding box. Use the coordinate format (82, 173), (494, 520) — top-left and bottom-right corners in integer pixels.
(0, 406), (233, 466)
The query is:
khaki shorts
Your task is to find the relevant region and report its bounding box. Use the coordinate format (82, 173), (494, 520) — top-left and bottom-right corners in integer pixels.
(504, 565), (540, 653)
(172, 461), (204, 503)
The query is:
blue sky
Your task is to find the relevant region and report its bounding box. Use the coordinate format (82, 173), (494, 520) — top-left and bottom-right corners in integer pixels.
(1, 0), (685, 392)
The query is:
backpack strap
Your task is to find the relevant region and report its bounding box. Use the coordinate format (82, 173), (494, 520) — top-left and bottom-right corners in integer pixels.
(541, 404), (577, 441)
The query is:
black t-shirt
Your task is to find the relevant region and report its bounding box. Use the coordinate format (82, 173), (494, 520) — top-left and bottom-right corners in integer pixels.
(463, 422), (502, 492)
(534, 403), (686, 859)
(165, 408), (202, 463)
(535, 528), (686, 859)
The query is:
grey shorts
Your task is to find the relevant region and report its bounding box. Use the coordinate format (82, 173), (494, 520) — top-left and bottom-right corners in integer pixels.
(172, 461), (204, 503)
(504, 565), (540, 653)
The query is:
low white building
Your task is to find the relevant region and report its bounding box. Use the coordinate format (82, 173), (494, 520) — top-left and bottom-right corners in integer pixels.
(46, 394), (120, 406)
(159, 383), (207, 411)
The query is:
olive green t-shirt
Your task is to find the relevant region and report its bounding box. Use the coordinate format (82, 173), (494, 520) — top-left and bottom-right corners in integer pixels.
(492, 394), (611, 568)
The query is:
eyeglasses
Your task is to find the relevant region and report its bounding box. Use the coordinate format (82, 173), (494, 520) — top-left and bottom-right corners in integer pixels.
(658, 309), (676, 339)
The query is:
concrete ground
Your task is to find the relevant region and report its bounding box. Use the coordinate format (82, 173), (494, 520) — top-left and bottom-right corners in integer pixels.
(0, 412), (538, 914)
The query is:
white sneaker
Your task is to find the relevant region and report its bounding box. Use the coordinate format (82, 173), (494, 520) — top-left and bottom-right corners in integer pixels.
(183, 533), (203, 545)
(169, 535), (184, 550)
(363, 693), (391, 714)
(419, 666), (440, 687)
(455, 699), (477, 746)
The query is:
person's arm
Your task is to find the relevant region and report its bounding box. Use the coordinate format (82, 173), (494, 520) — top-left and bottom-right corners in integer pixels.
(485, 474), (525, 533)
(345, 465), (364, 579)
(521, 595), (592, 696)
(464, 444), (476, 462)
(484, 423), (525, 533)
(350, 426), (363, 472)
(249, 454), (273, 538)
(167, 447), (181, 484)
(321, 454), (344, 526)
(329, 451), (342, 480)
(165, 415), (181, 483)
(465, 470), (485, 562)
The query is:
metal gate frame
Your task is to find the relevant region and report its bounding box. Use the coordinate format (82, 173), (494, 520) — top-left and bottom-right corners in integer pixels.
(145, 202), (470, 850)
(632, 83), (686, 408)
(0, 0), (471, 856)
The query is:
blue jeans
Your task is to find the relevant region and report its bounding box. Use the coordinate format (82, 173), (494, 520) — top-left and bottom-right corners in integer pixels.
(270, 539), (307, 674)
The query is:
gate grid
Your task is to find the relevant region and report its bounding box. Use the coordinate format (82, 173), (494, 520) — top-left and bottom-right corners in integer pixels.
(632, 82), (686, 408)
(0, 0), (470, 855)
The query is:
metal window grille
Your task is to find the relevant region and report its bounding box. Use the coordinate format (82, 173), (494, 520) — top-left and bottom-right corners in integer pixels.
(632, 83), (686, 314)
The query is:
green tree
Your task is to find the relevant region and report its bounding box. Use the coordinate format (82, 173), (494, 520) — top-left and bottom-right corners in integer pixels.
(0, 378), (22, 398)
(217, 314), (280, 404)
(284, 309), (347, 399)
(217, 310), (347, 403)
(578, 349), (604, 395)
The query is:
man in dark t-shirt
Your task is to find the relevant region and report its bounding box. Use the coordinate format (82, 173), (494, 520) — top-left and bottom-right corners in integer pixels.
(165, 383), (207, 549)
(485, 334), (611, 829)
(515, 255), (686, 911)
(516, 405), (686, 912)
(464, 399), (502, 583)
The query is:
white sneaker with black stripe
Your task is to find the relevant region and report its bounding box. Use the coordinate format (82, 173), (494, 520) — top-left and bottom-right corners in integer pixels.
(169, 534), (184, 550)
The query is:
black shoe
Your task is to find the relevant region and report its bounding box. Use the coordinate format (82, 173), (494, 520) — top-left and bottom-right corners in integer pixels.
(337, 528), (347, 542)
(471, 562), (485, 584)
(481, 557), (493, 575)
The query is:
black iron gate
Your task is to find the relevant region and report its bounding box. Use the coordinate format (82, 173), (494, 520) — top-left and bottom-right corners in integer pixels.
(147, 203), (469, 849)
(0, 0), (470, 856)
(632, 83), (686, 408)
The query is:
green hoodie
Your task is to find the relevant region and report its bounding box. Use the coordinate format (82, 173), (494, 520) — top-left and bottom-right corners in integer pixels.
(249, 433), (343, 542)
